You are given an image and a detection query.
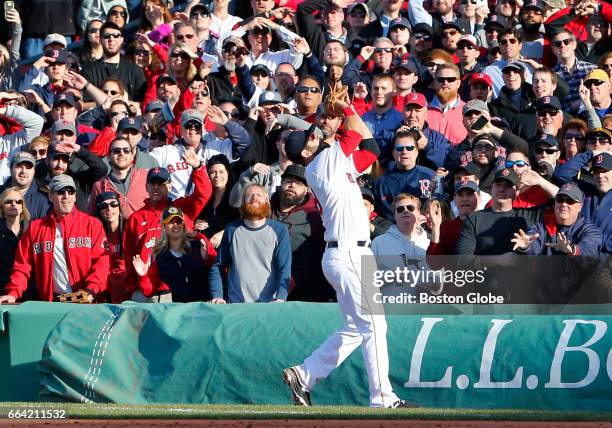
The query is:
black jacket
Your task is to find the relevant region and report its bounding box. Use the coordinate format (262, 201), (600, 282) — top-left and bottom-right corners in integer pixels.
(0, 221), (36, 300)
(15, 0), (77, 37)
(207, 66), (243, 107)
(81, 57), (147, 102)
(489, 83), (536, 127)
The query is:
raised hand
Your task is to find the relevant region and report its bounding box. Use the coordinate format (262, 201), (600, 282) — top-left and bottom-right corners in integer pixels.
(545, 232), (574, 254)
(132, 255), (151, 277)
(353, 82), (368, 100)
(360, 46), (374, 61)
(293, 37), (311, 55)
(511, 229), (539, 251)
(182, 149), (202, 169)
(251, 163), (271, 176)
(63, 70), (89, 90)
(206, 105), (229, 125)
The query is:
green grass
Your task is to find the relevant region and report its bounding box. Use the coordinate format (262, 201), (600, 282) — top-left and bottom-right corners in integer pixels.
(0, 403), (611, 421)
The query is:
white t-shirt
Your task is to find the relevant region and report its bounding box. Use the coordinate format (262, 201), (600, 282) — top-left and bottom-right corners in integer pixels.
(53, 224), (72, 294)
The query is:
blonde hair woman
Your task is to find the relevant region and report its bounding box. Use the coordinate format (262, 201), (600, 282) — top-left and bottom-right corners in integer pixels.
(0, 187), (30, 295)
(167, 43), (198, 91)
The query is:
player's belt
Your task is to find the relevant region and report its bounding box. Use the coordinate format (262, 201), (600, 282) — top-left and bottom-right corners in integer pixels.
(326, 240), (368, 249)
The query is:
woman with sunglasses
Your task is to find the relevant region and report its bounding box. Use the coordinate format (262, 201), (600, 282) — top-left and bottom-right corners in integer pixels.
(93, 191), (130, 303)
(597, 51), (612, 81)
(167, 43), (199, 92)
(558, 119), (588, 162)
(0, 187), (30, 298)
(79, 19), (104, 65)
(139, 0), (174, 48)
(133, 206), (217, 303)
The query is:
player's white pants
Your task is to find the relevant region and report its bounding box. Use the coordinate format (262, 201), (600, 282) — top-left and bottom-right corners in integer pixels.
(296, 245), (399, 408)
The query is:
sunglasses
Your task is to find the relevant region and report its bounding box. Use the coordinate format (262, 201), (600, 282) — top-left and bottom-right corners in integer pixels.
(102, 33), (122, 40)
(55, 187), (76, 196)
(601, 64), (612, 70)
(585, 80), (605, 89)
(350, 11), (366, 18)
(461, 0), (477, 3)
(167, 217), (184, 225)
(586, 136), (611, 145)
(457, 43), (476, 50)
(443, 30), (459, 38)
(296, 86), (321, 94)
(110, 110), (128, 117)
(171, 52), (190, 59)
(176, 34), (196, 41)
(89, 27), (100, 34)
(109, 9), (127, 17)
(197, 90), (210, 97)
(190, 11), (210, 18)
(3, 199), (23, 205)
(134, 49), (150, 57)
(104, 89), (121, 96)
(394, 145), (416, 152)
(473, 144), (495, 151)
(437, 76), (458, 83)
(414, 33), (432, 41)
(505, 160), (529, 168)
(552, 38), (571, 48)
(426, 62), (444, 68)
(395, 204), (417, 214)
(111, 147), (132, 155)
(563, 133), (585, 141)
(537, 110), (559, 117)
(374, 47), (393, 53)
(222, 110), (240, 119)
(184, 122), (202, 130)
(555, 196), (578, 205)
(502, 68), (521, 75)
(535, 148), (558, 155)
(99, 200), (120, 210)
(500, 38), (518, 46)
(31, 148), (47, 157)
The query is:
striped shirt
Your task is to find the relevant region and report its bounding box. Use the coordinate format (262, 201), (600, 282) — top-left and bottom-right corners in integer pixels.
(553, 59), (596, 113)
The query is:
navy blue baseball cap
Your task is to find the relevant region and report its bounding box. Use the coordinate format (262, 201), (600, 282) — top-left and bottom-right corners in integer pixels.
(536, 96), (562, 110)
(117, 116), (143, 133)
(95, 191), (120, 208)
(285, 130), (309, 164)
(249, 64), (271, 76)
(591, 152), (612, 171)
(535, 133), (559, 148)
(455, 178), (479, 193)
(147, 167), (171, 183)
(494, 168), (519, 187)
(556, 182), (583, 203)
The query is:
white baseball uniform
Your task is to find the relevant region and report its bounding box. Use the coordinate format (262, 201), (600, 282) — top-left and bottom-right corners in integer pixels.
(293, 131), (400, 408)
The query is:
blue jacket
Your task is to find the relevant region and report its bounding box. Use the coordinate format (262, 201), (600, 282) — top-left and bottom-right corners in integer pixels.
(363, 107), (403, 167)
(524, 211), (602, 256)
(419, 125), (451, 170)
(209, 219), (292, 303)
(553, 151), (612, 253)
(374, 165), (436, 220)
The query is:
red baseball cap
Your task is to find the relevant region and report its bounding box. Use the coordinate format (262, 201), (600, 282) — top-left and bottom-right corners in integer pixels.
(470, 73), (493, 88)
(404, 92), (427, 108)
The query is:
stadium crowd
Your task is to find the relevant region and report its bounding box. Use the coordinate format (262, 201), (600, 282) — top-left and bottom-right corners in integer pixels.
(0, 0), (610, 304)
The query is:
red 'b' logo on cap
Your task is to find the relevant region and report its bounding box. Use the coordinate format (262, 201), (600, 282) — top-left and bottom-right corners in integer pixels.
(411, 94), (417, 100)
(502, 169), (510, 176)
(595, 154), (603, 164)
(152, 167), (160, 173)
(544, 96), (550, 103)
(562, 183), (572, 191)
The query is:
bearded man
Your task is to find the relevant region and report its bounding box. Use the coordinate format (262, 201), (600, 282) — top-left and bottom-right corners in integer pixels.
(426, 63), (467, 146)
(206, 36), (246, 105)
(209, 183), (292, 303)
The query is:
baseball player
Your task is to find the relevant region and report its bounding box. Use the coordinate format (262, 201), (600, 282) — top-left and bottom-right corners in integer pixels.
(281, 97), (415, 408)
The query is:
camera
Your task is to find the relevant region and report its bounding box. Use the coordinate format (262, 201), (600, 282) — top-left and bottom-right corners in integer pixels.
(536, 160), (554, 180)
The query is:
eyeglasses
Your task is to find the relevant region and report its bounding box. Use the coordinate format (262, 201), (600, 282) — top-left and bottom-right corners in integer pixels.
(3, 199), (23, 205)
(473, 144), (495, 151)
(552, 38), (571, 48)
(535, 148), (558, 155)
(563, 133), (585, 141)
(443, 30), (459, 38)
(585, 80), (605, 89)
(437, 76), (458, 83)
(55, 187), (76, 196)
(505, 160), (529, 168)
(296, 86), (321, 94)
(413, 33), (432, 41)
(500, 38), (518, 46)
(222, 110), (240, 119)
(110, 110), (128, 117)
(176, 34), (196, 41)
(134, 49), (150, 57)
(99, 200), (120, 210)
(457, 44), (476, 50)
(374, 47), (393, 53)
(395, 204), (417, 214)
(111, 147), (132, 155)
(537, 110), (559, 117)
(555, 196), (578, 205)
(171, 52), (191, 59)
(190, 11), (210, 18)
(101, 33), (122, 40)
(109, 9), (127, 17)
(586, 136), (611, 145)
(394, 145), (416, 152)
(31, 148), (47, 157)
(89, 27), (100, 34)
(184, 122), (202, 130)
(104, 89), (121, 96)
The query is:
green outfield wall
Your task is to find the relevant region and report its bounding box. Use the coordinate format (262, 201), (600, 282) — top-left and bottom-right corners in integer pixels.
(1, 302), (611, 409)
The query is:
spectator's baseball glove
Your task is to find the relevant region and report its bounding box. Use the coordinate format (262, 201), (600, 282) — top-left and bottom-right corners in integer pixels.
(324, 81), (349, 117)
(58, 289), (94, 304)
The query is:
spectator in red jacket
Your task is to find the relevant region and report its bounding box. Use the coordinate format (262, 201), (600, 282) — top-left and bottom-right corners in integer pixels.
(0, 174), (110, 303)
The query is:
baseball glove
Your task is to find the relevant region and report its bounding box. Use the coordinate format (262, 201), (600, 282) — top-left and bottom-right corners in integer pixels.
(58, 289), (94, 304)
(324, 81), (349, 117)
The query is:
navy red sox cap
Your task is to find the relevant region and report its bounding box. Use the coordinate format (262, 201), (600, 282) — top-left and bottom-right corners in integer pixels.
(591, 152), (612, 171)
(53, 93), (79, 109)
(523, 0), (545, 11)
(535, 133), (559, 148)
(147, 167), (171, 183)
(556, 182), (583, 203)
(494, 168), (519, 187)
(117, 116), (143, 133)
(455, 178), (479, 194)
(536, 96), (562, 110)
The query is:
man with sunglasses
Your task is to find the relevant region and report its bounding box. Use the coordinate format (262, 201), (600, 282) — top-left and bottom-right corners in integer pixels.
(81, 22), (147, 103)
(201, 38), (244, 105)
(517, 0), (546, 62)
(0, 152), (51, 220)
(532, 133), (561, 178)
(484, 29), (534, 97)
(374, 128), (436, 220)
(342, 38), (395, 90)
(551, 30), (596, 113)
(553, 133), (612, 253)
(503, 147), (559, 208)
(188, 4), (218, 56)
(512, 182), (602, 257)
(427, 63), (468, 146)
(42, 121), (108, 213)
(0, 174), (110, 304)
(578, 69), (612, 122)
(89, 137), (149, 220)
